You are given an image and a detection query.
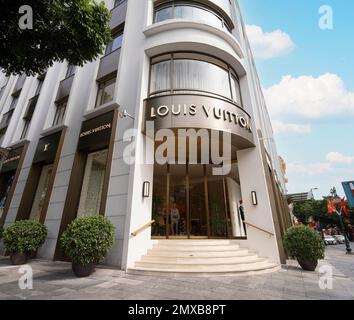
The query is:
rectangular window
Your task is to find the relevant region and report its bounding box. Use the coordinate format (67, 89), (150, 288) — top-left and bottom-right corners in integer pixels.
(20, 120), (30, 140)
(65, 64), (76, 78)
(154, 6), (173, 22)
(105, 32), (123, 55)
(77, 149), (108, 217)
(29, 164), (53, 221)
(35, 76), (45, 95)
(0, 86), (6, 100)
(231, 75), (241, 105)
(52, 100), (67, 126)
(150, 60), (171, 94)
(114, 0), (124, 7)
(95, 77), (116, 108)
(0, 77), (9, 100)
(9, 95), (19, 110)
(0, 109), (14, 132)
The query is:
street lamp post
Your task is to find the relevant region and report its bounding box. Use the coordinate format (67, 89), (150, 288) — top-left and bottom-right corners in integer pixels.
(330, 187), (352, 254)
(309, 187), (319, 200)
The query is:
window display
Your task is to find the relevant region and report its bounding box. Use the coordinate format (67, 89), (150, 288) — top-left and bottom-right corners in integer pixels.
(29, 164), (53, 221)
(77, 149), (108, 217)
(0, 173), (15, 219)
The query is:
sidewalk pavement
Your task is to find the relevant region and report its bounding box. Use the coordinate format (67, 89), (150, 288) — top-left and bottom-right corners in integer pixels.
(0, 245), (353, 300)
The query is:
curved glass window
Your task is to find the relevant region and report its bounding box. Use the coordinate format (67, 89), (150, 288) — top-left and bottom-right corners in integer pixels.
(154, 1), (232, 33)
(149, 53), (242, 106)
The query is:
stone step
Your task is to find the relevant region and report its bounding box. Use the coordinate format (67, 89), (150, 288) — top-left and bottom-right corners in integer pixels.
(135, 258), (268, 270)
(146, 248), (250, 258)
(130, 240), (279, 276)
(128, 262), (279, 275)
(156, 240), (240, 246)
(152, 244), (241, 252)
(139, 254), (261, 265)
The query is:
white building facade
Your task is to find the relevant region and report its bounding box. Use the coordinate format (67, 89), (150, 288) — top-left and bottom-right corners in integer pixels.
(0, 0), (291, 273)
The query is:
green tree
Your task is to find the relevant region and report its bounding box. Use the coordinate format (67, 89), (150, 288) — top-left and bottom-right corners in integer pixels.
(292, 198), (354, 227)
(292, 200), (318, 224)
(0, 0), (112, 76)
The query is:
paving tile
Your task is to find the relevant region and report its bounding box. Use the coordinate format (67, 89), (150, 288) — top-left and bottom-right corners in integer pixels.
(1, 245), (354, 300)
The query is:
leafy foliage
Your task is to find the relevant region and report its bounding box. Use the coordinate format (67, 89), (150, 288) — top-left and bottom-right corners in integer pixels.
(293, 199), (354, 226)
(0, 225), (4, 239)
(60, 215), (115, 265)
(3, 220), (48, 253)
(0, 0), (112, 76)
(284, 225), (325, 261)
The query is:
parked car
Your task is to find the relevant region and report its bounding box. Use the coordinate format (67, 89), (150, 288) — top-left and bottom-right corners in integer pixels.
(333, 235), (345, 244)
(324, 235), (337, 245)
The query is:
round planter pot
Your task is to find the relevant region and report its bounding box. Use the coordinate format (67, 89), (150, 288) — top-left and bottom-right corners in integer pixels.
(26, 250), (38, 259)
(72, 262), (96, 277)
(10, 253), (29, 265)
(297, 259), (318, 271)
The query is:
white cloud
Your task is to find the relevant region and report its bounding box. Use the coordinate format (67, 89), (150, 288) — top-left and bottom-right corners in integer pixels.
(272, 120), (311, 135)
(245, 24), (295, 59)
(287, 162), (332, 175)
(264, 73), (354, 118)
(326, 152), (354, 164)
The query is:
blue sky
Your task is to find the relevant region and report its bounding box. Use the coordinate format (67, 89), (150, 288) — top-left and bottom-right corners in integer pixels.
(238, 0), (354, 199)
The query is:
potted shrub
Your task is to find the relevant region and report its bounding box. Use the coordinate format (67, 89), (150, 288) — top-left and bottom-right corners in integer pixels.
(284, 225), (325, 271)
(60, 215), (115, 277)
(3, 220), (48, 265)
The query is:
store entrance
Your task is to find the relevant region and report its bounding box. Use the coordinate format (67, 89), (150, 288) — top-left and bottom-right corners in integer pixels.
(152, 163), (237, 239)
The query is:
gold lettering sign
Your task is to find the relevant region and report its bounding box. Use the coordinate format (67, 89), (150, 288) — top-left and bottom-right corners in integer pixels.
(80, 123), (112, 138)
(150, 104), (252, 132)
(3, 155), (20, 165)
(43, 143), (50, 152)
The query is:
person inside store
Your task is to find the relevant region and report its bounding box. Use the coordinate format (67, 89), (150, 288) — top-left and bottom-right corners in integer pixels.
(170, 202), (180, 236)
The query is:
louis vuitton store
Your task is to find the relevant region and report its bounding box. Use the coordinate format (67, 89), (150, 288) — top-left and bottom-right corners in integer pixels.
(0, 0), (292, 271)
(55, 110), (117, 260)
(145, 52), (255, 240)
(0, 144), (28, 225)
(16, 130), (66, 223)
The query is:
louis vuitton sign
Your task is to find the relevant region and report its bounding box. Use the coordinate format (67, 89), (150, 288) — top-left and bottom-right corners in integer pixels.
(145, 94), (255, 150)
(33, 131), (62, 164)
(78, 111), (114, 152)
(1, 147), (23, 173)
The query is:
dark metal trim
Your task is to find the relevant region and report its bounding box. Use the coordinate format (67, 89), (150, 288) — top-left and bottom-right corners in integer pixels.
(0, 142), (29, 227)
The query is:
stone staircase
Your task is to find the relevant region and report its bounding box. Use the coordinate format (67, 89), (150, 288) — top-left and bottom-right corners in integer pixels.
(127, 240), (280, 276)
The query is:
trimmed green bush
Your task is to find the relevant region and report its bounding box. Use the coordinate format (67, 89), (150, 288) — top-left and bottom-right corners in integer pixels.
(60, 215), (115, 265)
(284, 225), (325, 261)
(3, 220), (47, 254)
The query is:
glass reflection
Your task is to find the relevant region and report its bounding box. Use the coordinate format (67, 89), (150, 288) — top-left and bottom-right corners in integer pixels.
(151, 164), (168, 237)
(206, 165), (228, 237)
(29, 164), (53, 221)
(77, 149), (108, 217)
(154, 2), (231, 32)
(169, 165), (187, 236)
(189, 165), (207, 236)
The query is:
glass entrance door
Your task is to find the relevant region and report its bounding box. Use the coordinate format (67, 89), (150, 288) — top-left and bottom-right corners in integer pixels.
(188, 165), (208, 237)
(152, 163), (233, 239)
(169, 165), (187, 237)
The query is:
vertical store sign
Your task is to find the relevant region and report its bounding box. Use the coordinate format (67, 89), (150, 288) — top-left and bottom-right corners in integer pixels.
(342, 181), (354, 208)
